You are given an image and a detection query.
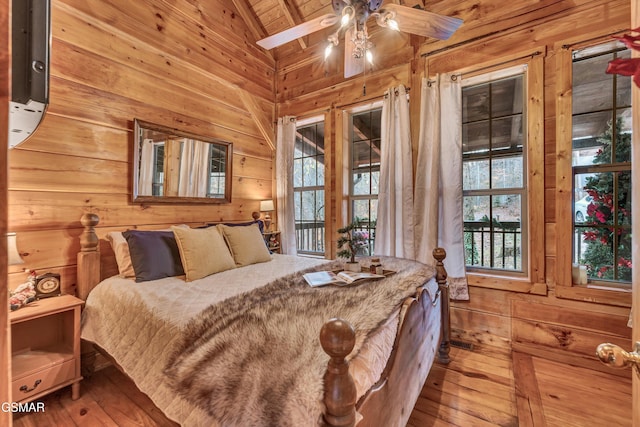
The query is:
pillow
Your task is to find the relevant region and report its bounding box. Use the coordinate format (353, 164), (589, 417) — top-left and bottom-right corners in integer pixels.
(217, 223), (272, 267)
(107, 225), (189, 278)
(207, 220), (265, 234)
(122, 230), (185, 283)
(107, 231), (136, 278)
(171, 226), (236, 281)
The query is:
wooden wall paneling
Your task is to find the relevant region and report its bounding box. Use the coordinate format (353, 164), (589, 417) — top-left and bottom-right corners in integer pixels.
(278, 64), (411, 115)
(7, 191), (263, 231)
(1, 0), (10, 420)
(419, 0), (628, 58)
(8, 151), (127, 194)
(50, 44), (261, 139)
(56, 0), (274, 98)
(450, 307), (512, 349)
(18, 115), (128, 161)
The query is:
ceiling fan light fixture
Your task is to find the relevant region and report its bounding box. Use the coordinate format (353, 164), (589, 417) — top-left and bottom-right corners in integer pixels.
(386, 18), (399, 31)
(341, 6), (355, 27)
(324, 43), (334, 60)
(366, 49), (374, 64)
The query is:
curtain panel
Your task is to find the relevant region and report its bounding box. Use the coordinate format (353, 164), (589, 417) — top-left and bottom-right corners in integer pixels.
(276, 116), (298, 255)
(414, 75), (469, 300)
(375, 85), (415, 259)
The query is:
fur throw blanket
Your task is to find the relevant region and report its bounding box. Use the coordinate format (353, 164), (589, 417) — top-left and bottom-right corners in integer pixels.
(164, 257), (434, 427)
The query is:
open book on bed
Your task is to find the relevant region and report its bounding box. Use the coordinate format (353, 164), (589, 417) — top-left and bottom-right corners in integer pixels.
(303, 270), (387, 287)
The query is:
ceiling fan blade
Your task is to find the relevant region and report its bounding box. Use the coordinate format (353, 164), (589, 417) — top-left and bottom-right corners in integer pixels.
(381, 4), (463, 40)
(344, 27), (364, 78)
(256, 14), (339, 50)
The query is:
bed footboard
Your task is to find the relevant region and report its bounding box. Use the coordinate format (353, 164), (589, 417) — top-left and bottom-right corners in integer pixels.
(321, 249), (449, 427)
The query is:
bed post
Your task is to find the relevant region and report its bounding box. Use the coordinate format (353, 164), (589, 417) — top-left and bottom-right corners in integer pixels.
(320, 318), (357, 427)
(77, 213), (100, 301)
(433, 248), (450, 364)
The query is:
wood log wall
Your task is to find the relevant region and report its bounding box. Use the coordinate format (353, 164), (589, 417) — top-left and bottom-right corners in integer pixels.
(4, 0), (634, 373)
(7, 0), (277, 291)
(276, 0), (633, 368)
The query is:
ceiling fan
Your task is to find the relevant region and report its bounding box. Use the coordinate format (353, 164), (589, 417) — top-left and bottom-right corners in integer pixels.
(256, 0), (463, 78)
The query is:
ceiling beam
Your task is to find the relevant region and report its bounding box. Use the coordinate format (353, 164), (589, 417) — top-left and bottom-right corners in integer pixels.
(276, 0), (307, 50)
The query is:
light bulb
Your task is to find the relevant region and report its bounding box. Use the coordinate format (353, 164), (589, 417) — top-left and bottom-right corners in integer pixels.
(341, 14), (351, 27)
(387, 19), (399, 31)
(324, 44), (333, 60)
(366, 50), (374, 64)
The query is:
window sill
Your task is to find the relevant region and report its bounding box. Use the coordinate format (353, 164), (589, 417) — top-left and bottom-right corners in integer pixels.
(466, 273), (547, 295)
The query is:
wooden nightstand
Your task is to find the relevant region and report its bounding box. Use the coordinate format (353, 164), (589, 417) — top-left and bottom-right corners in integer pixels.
(263, 230), (281, 253)
(10, 295), (84, 403)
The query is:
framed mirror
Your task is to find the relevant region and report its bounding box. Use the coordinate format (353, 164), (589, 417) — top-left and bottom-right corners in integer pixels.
(133, 119), (233, 204)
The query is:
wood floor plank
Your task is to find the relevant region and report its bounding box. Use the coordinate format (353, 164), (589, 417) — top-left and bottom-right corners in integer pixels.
(13, 343), (634, 427)
(512, 352), (547, 427)
(102, 366), (180, 427)
(82, 367), (167, 427)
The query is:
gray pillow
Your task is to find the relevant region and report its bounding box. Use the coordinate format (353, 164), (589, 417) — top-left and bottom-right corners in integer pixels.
(123, 230), (185, 282)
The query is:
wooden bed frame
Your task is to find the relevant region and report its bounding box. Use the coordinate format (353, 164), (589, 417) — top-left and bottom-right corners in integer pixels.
(76, 213), (451, 427)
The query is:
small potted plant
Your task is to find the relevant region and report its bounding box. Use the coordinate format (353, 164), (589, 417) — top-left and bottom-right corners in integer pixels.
(337, 219), (369, 271)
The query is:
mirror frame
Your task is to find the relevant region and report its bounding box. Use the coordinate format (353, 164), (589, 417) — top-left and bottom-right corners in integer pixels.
(132, 119), (233, 204)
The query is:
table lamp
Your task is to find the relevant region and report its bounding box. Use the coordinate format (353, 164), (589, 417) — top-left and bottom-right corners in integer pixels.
(260, 200), (275, 231)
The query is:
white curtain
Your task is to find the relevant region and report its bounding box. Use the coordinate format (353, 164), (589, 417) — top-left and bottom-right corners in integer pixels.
(178, 138), (209, 197)
(138, 138), (155, 196)
(276, 116), (298, 255)
(414, 74), (469, 300)
(375, 85), (415, 258)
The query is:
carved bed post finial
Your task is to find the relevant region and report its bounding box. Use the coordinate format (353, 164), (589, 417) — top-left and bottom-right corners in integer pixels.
(320, 318), (357, 427)
(77, 213), (101, 301)
(433, 248), (451, 364)
(80, 213), (100, 252)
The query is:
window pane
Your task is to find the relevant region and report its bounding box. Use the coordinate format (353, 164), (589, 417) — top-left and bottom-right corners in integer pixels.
(615, 108), (632, 163)
(572, 111), (613, 161)
(293, 158), (302, 187)
(352, 171), (371, 195)
(463, 84), (489, 122)
(317, 155), (325, 183)
(463, 160), (490, 190)
(463, 121), (490, 154)
(353, 140), (371, 168)
(491, 76), (523, 116)
(573, 53), (614, 115)
(303, 157), (317, 187)
(492, 156), (523, 189)
(491, 116), (523, 150)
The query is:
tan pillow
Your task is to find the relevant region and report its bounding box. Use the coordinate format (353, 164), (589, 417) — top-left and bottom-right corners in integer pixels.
(217, 224), (272, 267)
(171, 226), (236, 281)
(107, 225), (189, 278)
(107, 231), (136, 278)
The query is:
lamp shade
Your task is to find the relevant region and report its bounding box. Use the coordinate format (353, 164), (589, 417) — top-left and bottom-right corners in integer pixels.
(260, 200), (274, 212)
(7, 232), (24, 265)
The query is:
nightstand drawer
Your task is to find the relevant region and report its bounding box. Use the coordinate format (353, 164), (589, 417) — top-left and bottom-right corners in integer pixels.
(12, 359), (75, 402)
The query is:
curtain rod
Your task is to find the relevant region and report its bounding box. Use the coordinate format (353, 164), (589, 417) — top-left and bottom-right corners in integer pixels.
(561, 29), (629, 50)
(426, 50), (542, 85)
(336, 86), (411, 110)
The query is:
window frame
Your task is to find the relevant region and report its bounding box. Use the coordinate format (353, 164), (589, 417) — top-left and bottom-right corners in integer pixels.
(462, 66), (529, 278)
(341, 103), (383, 256)
(452, 55), (546, 295)
(555, 36), (632, 307)
(293, 117), (327, 256)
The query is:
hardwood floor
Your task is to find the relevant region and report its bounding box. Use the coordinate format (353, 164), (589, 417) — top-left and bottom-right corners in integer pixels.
(13, 345), (632, 426)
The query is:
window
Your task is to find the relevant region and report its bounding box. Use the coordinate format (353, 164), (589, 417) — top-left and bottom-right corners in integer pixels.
(294, 120), (325, 255)
(152, 143), (164, 196)
(462, 70), (527, 274)
(348, 108), (381, 255)
(207, 144), (226, 198)
(571, 41), (632, 286)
